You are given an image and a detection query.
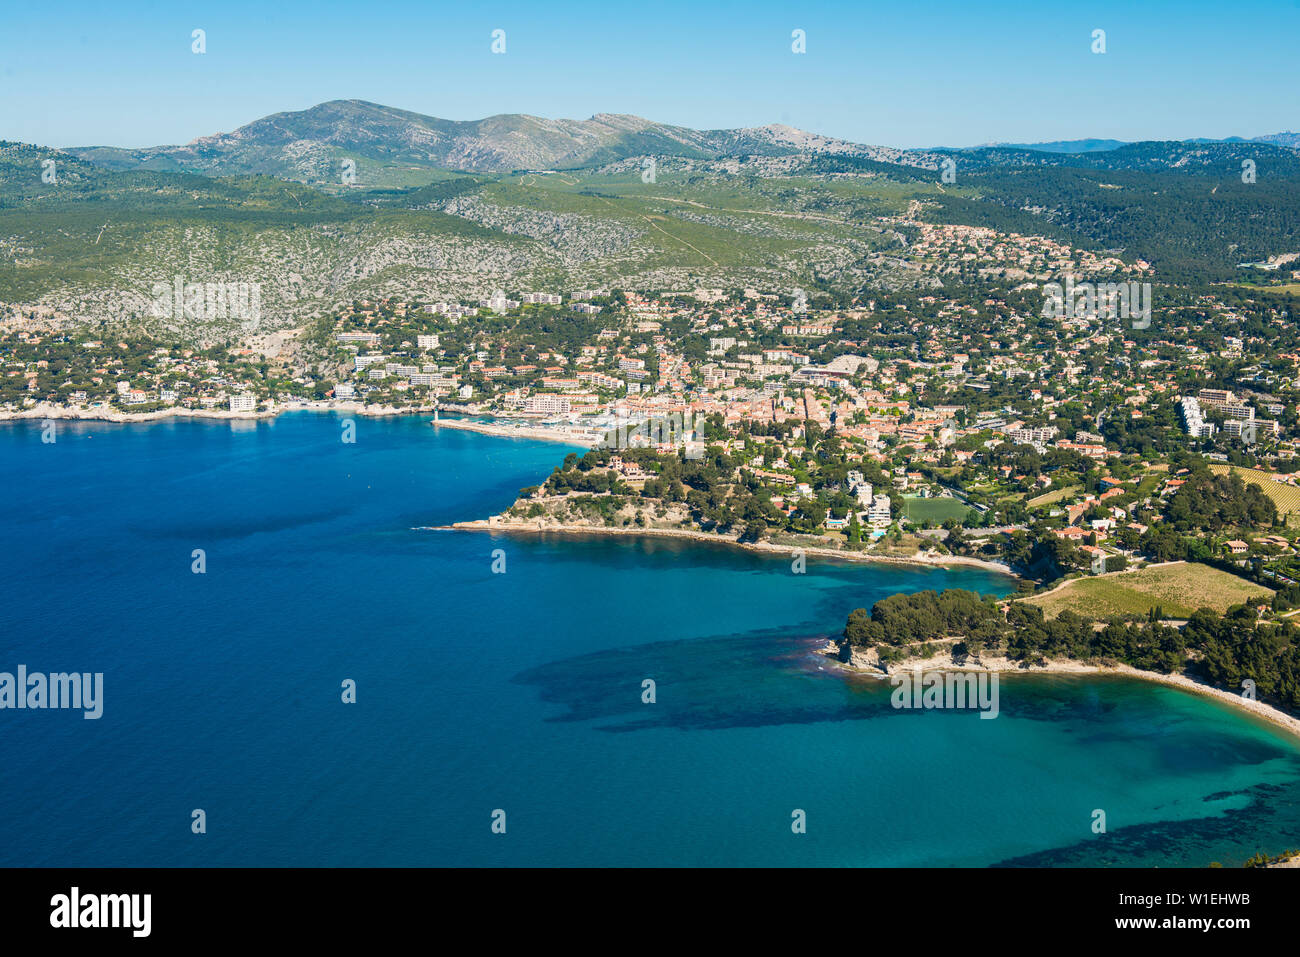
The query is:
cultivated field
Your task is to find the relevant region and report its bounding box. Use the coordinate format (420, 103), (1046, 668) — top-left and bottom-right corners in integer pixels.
(1021, 561), (1273, 620)
(1208, 464), (1300, 518)
(1027, 484), (1080, 507)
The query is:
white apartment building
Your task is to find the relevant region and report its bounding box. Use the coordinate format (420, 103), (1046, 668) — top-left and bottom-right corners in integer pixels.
(337, 332), (380, 345)
(1007, 426), (1059, 445)
(479, 290), (520, 313)
(523, 394), (571, 415)
(867, 493), (892, 528)
(1178, 396), (1216, 438)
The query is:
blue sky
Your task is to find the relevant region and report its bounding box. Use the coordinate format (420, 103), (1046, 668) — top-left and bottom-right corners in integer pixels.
(3, 0), (1297, 149)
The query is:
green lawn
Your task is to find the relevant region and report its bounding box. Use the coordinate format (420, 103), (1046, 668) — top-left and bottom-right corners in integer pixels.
(901, 495), (971, 524)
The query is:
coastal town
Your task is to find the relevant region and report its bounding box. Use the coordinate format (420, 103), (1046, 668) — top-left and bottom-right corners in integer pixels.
(11, 252), (1300, 709)
(7, 247), (1300, 585)
(10, 0), (1300, 882)
(6, 209), (1300, 727)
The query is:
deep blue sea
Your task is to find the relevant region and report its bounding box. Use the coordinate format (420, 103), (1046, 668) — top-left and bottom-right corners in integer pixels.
(2, 412), (1300, 866)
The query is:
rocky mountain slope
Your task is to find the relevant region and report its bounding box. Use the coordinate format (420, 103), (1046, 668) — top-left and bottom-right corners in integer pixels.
(67, 100), (942, 181)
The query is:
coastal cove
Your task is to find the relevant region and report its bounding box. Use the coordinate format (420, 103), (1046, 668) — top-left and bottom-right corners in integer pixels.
(824, 647), (1300, 745)
(3, 412), (1300, 867)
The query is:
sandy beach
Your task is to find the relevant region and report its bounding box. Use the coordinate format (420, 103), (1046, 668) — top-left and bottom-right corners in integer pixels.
(824, 642), (1300, 743)
(444, 516), (1020, 576)
(429, 416), (602, 446)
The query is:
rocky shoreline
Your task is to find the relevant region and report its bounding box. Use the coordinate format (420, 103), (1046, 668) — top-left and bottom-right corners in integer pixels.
(0, 400), (436, 424)
(444, 516), (1021, 577)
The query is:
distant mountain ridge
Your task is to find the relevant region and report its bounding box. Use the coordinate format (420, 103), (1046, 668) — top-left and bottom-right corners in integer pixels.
(983, 139), (1130, 153)
(67, 99), (937, 181)
(8, 102), (1300, 336)
(974, 132), (1300, 153)
(66, 99), (1299, 185)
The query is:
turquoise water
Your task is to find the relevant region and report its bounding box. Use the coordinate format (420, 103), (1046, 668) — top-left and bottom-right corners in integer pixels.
(1, 412), (1299, 866)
